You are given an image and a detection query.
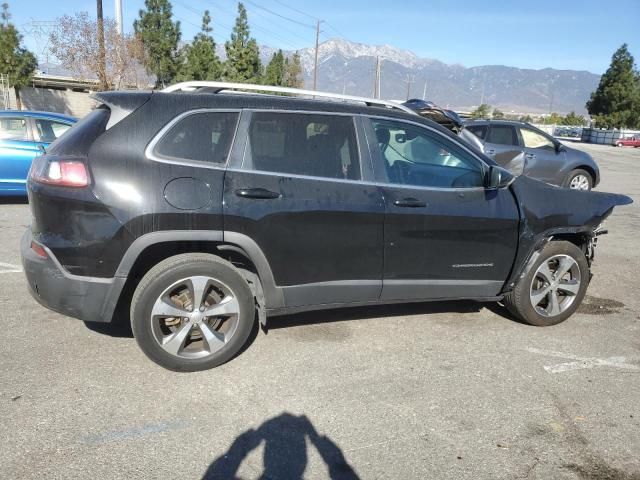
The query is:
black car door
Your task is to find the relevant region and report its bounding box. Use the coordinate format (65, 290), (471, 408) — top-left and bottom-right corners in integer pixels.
(365, 117), (520, 301)
(223, 111), (385, 308)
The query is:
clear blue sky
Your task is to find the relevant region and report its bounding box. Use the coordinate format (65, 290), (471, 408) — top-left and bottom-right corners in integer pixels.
(11, 0), (640, 74)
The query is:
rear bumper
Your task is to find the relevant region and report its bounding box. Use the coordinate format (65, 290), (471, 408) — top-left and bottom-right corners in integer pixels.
(21, 229), (125, 323)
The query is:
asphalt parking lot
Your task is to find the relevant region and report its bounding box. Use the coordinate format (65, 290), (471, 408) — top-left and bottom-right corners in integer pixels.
(1, 142), (639, 480)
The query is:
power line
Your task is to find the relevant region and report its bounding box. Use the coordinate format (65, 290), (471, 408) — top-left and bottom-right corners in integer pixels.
(271, 0), (318, 21)
(243, 4), (311, 45)
(243, 0), (315, 29)
(178, 1), (303, 51)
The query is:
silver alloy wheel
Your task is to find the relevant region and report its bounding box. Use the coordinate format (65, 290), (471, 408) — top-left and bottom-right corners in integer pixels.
(150, 276), (240, 359)
(569, 174), (590, 190)
(529, 254), (581, 317)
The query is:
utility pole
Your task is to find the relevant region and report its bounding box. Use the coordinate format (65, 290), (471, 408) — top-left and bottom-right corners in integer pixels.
(96, 0), (108, 90)
(312, 20), (322, 91)
(373, 56), (381, 99)
(405, 74), (414, 100)
(422, 80), (427, 100)
(115, 0), (123, 35)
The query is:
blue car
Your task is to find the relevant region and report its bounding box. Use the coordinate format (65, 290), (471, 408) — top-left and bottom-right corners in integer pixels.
(0, 110), (76, 195)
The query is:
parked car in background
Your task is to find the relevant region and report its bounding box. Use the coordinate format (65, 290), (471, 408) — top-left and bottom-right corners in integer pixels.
(464, 120), (599, 190)
(21, 82), (631, 371)
(554, 127), (582, 138)
(402, 99), (488, 155)
(616, 135), (640, 147)
(0, 111), (76, 196)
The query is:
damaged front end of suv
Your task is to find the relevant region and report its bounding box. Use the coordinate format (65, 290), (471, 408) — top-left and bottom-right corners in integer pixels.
(497, 172), (632, 324)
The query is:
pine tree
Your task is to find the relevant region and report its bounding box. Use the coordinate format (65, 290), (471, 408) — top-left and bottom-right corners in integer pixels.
(134, 0), (181, 87)
(224, 3), (261, 83)
(0, 3), (37, 109)
(176, 10), (221, 81)
(587, 44), (640, 129)
(284, 51), (303, 88)
(263, 50), (285, 86)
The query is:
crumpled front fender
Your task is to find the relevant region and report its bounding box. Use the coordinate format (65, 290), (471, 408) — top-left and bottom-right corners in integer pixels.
(503, 176), (632, 291)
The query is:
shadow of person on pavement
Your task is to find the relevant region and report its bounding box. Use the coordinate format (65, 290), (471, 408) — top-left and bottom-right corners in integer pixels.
(202, 412), (359, 480)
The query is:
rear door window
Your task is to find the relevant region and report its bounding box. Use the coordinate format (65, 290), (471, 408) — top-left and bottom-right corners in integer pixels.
(245, 112), (360, 180)
(153, 111), (239, 164)
(0, 117), (28, 141)
(487, 125), (519, 146)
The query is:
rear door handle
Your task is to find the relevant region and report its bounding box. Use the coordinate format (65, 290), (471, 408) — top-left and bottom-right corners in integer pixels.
(393, 198), (427, 208)
(235, 188), (281, 199)
(524, 153), (536, 160)
(485, 148), (495, 155)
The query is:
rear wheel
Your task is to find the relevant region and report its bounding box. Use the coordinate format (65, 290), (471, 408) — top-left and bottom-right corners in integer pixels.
(503, 241), (589, 326)
(565, 169), (592, 191)
(130, 253), (255, 371)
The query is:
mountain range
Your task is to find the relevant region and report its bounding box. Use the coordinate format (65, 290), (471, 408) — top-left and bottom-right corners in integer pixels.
(266, 39), (600, 115)
(39, 38), (600, 115)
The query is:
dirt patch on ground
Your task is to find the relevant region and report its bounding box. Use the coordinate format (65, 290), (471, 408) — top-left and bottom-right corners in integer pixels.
(578, 296), (625, 315)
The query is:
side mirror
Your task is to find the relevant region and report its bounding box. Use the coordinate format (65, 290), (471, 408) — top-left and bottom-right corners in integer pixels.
(555, 142), (566, 153)
(485, 165), (514, 189)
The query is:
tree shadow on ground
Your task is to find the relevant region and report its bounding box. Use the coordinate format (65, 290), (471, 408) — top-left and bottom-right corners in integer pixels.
(202, 412), (359, 480)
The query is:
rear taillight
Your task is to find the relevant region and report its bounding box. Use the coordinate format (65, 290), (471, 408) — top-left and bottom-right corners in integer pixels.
(30, 156), (90, 188)
(30, 241), (48, 258)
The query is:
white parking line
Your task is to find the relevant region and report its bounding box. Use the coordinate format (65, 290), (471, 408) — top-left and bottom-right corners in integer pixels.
(527, 347), (640, 373)
(0, 262), (22, 274)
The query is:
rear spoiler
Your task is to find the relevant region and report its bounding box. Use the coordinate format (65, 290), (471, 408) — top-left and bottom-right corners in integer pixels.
(90, 91), (153, 129)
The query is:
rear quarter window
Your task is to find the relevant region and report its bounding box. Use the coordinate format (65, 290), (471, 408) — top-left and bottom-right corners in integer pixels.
(152, 111), (239, 164)
(466, 124), (487, 140)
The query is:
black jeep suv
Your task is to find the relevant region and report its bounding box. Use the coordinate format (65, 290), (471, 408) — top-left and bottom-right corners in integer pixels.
(21, 83), (631, 371)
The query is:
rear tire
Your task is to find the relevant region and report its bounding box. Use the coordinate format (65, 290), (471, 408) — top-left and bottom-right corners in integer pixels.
(503, 241), (589, 326)
(565, 169), (593, 191)
(130, 253), (256, 372)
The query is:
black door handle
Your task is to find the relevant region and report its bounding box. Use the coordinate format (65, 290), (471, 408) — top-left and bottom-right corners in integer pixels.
(393, 198), (427, 208)
(235, 188), (281, 199)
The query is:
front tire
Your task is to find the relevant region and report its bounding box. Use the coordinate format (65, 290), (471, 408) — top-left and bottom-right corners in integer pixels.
(565, 169), (593, 191)
(503, 241), (589, 326)
(130, 253), (256, 372)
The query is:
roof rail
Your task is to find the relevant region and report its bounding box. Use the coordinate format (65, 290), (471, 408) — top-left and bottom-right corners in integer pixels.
(162, 81), (418, 116)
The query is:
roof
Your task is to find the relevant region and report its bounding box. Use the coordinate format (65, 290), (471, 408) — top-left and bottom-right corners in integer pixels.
(0, 110), (77, 122)
(92, 89), (473, 150)
(156, 90), (433, 123)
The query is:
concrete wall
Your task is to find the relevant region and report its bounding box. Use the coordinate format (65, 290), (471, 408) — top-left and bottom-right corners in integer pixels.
(7, 87), (97, 118)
